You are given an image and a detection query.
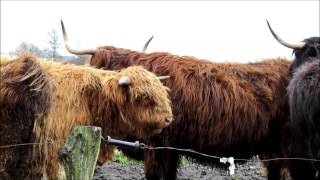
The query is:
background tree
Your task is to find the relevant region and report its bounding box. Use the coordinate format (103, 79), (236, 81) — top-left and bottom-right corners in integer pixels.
(10, 42), (44, 56)
(9, 29), (88, 64)
(47, 29), (60, 59)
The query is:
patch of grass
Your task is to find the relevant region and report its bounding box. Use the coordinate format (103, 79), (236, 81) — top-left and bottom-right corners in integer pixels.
(179, 156), (189, 166)
(258, 168), (268, 176)
(113, 150), (190, 166)
(113, 149), (142, 165)
(231, 176), (240, 180)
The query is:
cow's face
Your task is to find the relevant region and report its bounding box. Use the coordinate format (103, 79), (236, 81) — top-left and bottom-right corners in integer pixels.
(290, 37), (320, 72)
(266, 21), (320, 73)
(104, 66), (173, 138)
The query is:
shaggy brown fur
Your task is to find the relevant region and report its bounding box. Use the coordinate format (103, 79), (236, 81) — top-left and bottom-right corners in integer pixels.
(86, 46), (291, 180)
(0, 56), (52, 180)
(0, 54), (173, 180)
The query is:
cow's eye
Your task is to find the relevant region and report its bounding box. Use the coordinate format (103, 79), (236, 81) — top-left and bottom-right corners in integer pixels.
(136, 94), (155, 107)
(143, 96), (156, 107)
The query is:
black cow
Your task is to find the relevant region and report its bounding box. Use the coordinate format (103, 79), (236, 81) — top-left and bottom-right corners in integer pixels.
(268, 20), (320, 180)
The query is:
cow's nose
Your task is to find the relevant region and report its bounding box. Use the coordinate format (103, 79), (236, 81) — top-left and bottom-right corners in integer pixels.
(165, 117), (174, 125)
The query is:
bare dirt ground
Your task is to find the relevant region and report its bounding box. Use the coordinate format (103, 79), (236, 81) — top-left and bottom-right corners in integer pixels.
(93, 159), (267, 180)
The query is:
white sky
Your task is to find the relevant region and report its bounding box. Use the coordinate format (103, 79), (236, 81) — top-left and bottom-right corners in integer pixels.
(1, 1), (319, 63)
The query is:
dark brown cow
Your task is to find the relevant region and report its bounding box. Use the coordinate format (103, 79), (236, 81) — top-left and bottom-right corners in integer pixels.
(0, 56), (52, 179)
(267, 21), (320, 180)
(62, 20), (291, 180)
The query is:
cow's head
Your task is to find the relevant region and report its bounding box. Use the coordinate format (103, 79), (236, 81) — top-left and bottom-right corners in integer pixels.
(99, 66), (173, 138)
(266, 20), (320, 73)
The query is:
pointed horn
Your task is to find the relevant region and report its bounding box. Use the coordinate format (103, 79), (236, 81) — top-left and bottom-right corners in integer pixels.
(157, 76), (170, 80)
(60, 20), (96, 55)
(118, 76), (131, 85)
(142, 35), (154, 52)
(266, 20), (305, 49)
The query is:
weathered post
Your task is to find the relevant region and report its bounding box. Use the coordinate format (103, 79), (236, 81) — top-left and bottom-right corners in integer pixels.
(58, 126), (101, 180)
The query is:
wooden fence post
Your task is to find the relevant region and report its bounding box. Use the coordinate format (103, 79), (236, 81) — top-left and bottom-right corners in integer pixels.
(58, 126), (102, 180)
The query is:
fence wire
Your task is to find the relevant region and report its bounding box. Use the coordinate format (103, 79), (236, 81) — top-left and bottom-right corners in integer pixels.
(0, 142), (45, 148)
(1, 136), (320, 164)
(139, 143), (320, 163)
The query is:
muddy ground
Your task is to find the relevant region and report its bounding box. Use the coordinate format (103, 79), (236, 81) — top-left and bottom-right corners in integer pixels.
(93, 158), (267, 180)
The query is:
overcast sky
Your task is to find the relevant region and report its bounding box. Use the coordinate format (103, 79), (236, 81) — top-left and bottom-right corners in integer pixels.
(1, 1), (319, 63)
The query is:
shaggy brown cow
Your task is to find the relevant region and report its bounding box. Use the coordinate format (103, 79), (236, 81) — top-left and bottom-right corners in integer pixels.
(0, 54), (173, 180)
(267, 21), (320, 180)
(61, 21), (291, 180)
(0, 55), (52, 179)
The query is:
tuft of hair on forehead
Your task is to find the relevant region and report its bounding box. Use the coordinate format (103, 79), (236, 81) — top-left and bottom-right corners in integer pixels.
(119, 66), (170, 100)
(290, 37), (320, 73)
(303, 37), (320, 44)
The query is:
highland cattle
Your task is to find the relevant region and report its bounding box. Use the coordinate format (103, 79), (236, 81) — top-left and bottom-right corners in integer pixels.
(0, 54), (173, 180)
(268, 21), (320, 180)
(62, 20), (291, 180)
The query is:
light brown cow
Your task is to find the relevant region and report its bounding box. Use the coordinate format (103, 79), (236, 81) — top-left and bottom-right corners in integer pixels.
(0, 54), (173, 180)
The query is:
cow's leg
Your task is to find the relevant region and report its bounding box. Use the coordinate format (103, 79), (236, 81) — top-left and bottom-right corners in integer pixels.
(161, 151), (179, 180)
(144, 149), (179, 180)
(264, 149), (288, 180)
(265, 161), (283, 180)
(97, 145), (115, 165)
(288, 160), (316, 180)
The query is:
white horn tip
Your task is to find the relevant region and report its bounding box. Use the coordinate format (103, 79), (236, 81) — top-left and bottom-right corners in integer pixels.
(157, 75), (170, 80)
(118, 76), (131, 85)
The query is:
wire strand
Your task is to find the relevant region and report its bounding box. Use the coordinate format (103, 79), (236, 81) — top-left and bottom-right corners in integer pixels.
(0, 142), (47, 149)
(2, 136), (320, 163)
(139, 143), (320, 163)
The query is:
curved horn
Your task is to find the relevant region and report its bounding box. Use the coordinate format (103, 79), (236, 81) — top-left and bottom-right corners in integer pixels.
(142, 35), (154, 52)
(60, 20), (96, 55)
(118, 76), (131, 85)
(157, 76), (170, 80)
(266, 20), (305, 49)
